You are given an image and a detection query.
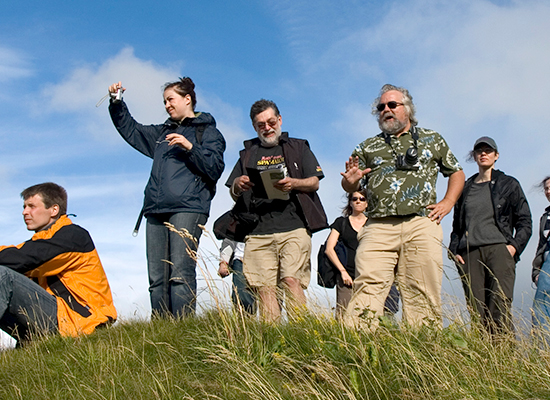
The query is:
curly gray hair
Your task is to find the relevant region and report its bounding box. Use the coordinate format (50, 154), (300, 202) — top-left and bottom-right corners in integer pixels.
(371, 84), (418, 127)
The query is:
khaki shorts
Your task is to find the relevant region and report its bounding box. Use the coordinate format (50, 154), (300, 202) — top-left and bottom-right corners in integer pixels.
(244, 228), (311, 288)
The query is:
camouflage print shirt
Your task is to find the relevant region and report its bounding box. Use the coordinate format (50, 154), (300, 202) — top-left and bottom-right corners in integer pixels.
(352, 126), (462, 218)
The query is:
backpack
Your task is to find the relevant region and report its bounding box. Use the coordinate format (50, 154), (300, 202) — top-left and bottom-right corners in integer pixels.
(213, 189), (258, 242)
(317, 219), (347, 288)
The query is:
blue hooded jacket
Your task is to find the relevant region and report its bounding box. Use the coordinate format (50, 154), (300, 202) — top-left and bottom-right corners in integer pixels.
(109, 100), (226, 217)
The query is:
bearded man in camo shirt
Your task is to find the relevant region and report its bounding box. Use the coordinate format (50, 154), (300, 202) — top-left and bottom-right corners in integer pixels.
(341, 84), (465, 330)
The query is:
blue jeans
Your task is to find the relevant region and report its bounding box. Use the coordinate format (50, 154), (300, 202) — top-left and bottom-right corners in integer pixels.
(0, 265), (58, 341)
(146, 212), (207, 318)
(230, 259), (256, 314)
(533, 256), (550, 333)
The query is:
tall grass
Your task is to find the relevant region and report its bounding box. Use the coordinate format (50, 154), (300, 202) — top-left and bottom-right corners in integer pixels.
(1, 226), (549, 399)
(1, 308), (550, 399)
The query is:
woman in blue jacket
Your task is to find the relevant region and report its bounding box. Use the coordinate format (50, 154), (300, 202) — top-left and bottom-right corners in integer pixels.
(108, 77), (226, 318)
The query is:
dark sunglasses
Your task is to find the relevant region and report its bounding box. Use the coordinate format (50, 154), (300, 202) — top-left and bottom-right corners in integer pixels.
(376, 101), (404, 112)
(474, 147), (496, 155)
(352, 196), (366, 202)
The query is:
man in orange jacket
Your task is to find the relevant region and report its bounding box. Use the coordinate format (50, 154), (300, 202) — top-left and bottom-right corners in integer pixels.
(0, 182), (116, 344)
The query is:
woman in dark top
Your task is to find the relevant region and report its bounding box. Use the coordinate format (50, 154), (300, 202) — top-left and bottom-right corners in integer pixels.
(449, 136), (531, 334)
(108, 78), (226, 318)
(325, 190), (400, 318)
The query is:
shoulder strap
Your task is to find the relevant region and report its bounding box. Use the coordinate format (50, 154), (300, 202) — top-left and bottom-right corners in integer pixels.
(239, 144), (254, 172)
(195, 124), (206, 145)
(341, 217), (347, 238)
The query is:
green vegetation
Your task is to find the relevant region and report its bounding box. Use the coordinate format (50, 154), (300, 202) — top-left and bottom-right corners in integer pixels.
(1, 309), (550, 400)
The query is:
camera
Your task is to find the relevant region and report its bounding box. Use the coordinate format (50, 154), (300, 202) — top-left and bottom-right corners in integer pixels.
(395, 147), (420, 171)
(110, 88), (123, 102)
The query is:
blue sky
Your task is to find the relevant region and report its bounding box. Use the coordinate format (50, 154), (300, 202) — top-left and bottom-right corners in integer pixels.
(0, 0), (548, 326)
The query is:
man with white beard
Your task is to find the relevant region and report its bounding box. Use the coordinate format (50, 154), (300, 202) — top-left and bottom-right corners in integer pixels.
(341, 84), (465, 330)
(227, 99), (327, 322)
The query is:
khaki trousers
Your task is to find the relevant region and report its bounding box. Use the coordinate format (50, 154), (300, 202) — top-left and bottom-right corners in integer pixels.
(344, 216), (443, 330)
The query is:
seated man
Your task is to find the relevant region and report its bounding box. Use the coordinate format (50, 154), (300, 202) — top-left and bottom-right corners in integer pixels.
(0, 182), (117, 344)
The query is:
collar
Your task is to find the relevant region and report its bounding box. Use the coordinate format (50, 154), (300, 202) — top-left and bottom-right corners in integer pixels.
(32, 215), (72, 240)
(164, 112), (202, 127)
(380, 126), (418, 143)
(468, 169), (503, 185)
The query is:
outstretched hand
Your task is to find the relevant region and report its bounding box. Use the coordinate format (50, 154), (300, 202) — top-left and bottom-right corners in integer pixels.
(341, 156), (370, 192)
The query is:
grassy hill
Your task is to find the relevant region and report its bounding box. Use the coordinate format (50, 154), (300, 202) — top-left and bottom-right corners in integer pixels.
(1, 309), (549, 400)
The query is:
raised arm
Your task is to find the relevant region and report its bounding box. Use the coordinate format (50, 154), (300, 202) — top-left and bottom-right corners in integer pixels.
(108, 83), (160, 158)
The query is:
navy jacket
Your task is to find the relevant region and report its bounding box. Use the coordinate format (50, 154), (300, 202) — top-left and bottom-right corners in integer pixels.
(449, 169), (532, 262)
(109, 100), (225, 217)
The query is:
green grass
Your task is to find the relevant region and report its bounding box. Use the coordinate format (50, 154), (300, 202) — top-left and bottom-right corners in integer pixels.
(1, 309), (550, 400)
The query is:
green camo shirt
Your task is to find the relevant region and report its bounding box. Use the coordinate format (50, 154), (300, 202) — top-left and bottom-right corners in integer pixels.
(352, 126), (462, 218)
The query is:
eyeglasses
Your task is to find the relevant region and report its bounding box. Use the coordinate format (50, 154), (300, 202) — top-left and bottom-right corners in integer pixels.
(352, 196), (366, 202)
(376, 101), (404, 112)
(254, 118), (279, 130)
(474, 147), (496, 155)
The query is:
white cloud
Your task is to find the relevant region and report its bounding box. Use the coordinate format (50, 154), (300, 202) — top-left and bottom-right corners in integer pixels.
(1, 0), (546, 323)
(35, 47), (249, 150)
(35, 47), (177, 142)
(0, 46), (32, 82)
(198, 90), (250, 156)
(40, 47), (176, 118)
(0, 48), (253, 320)
(410, 1), (550, 127)
(278, 0), (547, 316)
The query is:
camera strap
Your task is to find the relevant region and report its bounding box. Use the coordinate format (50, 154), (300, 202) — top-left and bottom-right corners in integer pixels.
(383, 126), (418, 159)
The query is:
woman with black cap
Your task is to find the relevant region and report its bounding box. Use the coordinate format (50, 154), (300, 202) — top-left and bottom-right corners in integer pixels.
(449, 136), (531, 335)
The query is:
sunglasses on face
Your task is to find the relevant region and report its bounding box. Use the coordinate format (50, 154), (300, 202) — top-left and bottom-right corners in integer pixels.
(352, 197), (366, 202)
(474, 147), (496, 155)
(376, 101), (404, 112)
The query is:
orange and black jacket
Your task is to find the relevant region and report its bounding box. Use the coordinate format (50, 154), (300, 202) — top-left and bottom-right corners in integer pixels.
(0, 215), (117, 336)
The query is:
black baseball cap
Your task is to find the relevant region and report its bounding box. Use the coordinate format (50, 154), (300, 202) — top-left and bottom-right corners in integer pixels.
(473, 136), (498, 152)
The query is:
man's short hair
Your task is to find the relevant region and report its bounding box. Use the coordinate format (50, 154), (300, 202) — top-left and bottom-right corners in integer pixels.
(21, 182), (67, 215)
(371, 84), (418, 127)
(250, 99), (280, 122)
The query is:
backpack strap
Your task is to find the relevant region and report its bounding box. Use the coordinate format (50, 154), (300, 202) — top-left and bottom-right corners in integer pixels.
(133, 124), (207, 236)
(195, 124), (206, 145)
(341, 217), (347, 238)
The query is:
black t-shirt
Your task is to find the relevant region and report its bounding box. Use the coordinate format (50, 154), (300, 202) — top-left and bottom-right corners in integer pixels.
(330, 216), (365, 275)
(226, 141), (323, 235)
